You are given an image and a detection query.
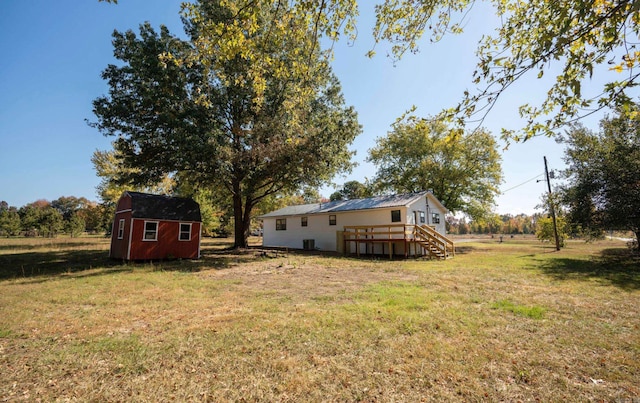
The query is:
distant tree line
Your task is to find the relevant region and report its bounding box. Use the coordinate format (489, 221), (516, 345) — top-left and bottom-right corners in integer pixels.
(0, 197), (109, 238)
(446, 214), (542, 236)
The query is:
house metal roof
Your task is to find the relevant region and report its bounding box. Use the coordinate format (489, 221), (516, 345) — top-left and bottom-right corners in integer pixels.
(126, 191), (202, 222)
(259, 191), (447, 218)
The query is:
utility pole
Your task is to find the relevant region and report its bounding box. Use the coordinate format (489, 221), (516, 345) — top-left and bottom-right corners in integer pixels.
(544, 156), (561, 251)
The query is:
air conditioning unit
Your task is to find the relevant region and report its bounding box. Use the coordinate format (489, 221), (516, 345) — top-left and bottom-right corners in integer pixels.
(303, 239), (315, 250)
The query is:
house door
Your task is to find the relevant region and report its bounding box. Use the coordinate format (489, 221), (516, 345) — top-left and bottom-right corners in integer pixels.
(413, 211), (418, 225)
(426, 204), (430, 225)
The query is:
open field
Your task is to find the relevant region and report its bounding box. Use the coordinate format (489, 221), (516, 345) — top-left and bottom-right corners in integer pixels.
(1, 236), (639, 401)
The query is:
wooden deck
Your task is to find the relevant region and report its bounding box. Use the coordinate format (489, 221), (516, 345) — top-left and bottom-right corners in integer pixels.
(342, 224), (455, 260)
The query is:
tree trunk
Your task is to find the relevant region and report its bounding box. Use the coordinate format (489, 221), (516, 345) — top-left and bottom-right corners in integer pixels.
(232, 191), (247, 249)
(242, 197), (253, 247)
(231, 182), (255, 249)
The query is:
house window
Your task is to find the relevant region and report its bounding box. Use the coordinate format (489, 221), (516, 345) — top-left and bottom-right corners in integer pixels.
(179, 223), (192, 241)
(329, 215), (336, 225)
(432, 213), (441, 224)
(143, 221), (158, 241)
(276, 218), (287, 231)
(391, 210), (401, 222)
(117, 219), (125, 239)
(419, 211), (426, 224)
(301, 217), (308, 227)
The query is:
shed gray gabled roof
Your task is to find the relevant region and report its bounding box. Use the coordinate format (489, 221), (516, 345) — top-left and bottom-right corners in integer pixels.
(126, 191), (201, 222)
(259, 191), (446, 218)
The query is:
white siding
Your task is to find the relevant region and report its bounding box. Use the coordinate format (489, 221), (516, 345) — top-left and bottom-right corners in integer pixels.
(263, 214), (338, 251)
(262, 194), (448, 252)
(263, 207), (406, 251)
(406, 194), (447, 235)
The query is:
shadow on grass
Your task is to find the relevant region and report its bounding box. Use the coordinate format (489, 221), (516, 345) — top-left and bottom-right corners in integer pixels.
(0, 242), (286, 282)
(534, 247), (640, 290)
(0, 241), (104, 252)
(0, 249), (127, 282)
(0, 250), (266, 282)
(454, 245), (478, 254)
(155, 249), (262, 273)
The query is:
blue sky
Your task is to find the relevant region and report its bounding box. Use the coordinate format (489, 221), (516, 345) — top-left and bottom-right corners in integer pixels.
(0, 1), (611, 214)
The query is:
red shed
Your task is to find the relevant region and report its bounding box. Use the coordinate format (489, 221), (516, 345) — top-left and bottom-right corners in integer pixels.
(109, 191), (202, 260)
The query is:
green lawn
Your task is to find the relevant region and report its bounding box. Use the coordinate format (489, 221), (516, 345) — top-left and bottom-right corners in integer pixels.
(0, 236), (638, 401)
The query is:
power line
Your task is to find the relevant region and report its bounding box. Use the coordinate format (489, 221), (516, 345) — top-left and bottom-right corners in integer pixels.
(501, 172), (545, 194)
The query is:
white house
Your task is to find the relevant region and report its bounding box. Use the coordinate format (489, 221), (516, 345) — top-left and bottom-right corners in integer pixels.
(259, 191), (454, 259)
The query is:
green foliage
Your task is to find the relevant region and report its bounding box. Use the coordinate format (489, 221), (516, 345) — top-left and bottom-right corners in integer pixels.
(179, 0), (358, 104)
(500, 214), (535, 235)
(91, 149), (176, 207)
(370, 0), (640, 140)
(468, 213), (504, 234)
(78, 203), (109, 234)
(449, 213), (538, 236)
(91, 148), (176, 234)
(252, 188), (320, 218)
(51, 196), (89, 220)
(330, 180), (373, 201)
(14, 199), (104, 238)
(65, 213), (86, 238)
(0, 207), (21, 237)
(175, 182), (230, 237)
(0, 203), (20, 237)
(367, 115), (502, 220)
(193, 190), (224, 237)
(50, 196), (106, 235)
(38, 207), (64, 238)
(19, 202), (46, 236)
(160, 0), (640, 140)
(560, 107), (640, 248)
(91, 2), (360, 248)
(535, 216), (567, 247)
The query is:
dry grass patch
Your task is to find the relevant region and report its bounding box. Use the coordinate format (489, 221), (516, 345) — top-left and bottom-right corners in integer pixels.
(0, 236), (638, 401)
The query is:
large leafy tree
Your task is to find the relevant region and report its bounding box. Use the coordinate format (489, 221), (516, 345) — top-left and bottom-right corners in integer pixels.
(186, 0), (640, 140)
(91, 1), (360, 248)
(101, 0), (640, 138)
(367, 116), (503, 219)
(560, 108), (640, 248)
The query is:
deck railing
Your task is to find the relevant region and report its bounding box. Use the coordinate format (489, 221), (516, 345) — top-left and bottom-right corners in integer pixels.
(342, 224), (454, 259)
(413, 224), (455, 258)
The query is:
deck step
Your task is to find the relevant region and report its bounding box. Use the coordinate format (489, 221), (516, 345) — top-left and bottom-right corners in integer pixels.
(416, 240), (447, 260)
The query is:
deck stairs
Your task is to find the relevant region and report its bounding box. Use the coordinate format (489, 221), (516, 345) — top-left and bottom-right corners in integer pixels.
(414, 225), (455, 260)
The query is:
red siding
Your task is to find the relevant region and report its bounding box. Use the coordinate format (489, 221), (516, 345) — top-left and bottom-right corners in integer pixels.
(128, 219), (201, 260)
(109, 193), (201, 260)
(109, 211), (133, 259)
(109, 193), (133, 260)
(116, 194), (132, 212)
